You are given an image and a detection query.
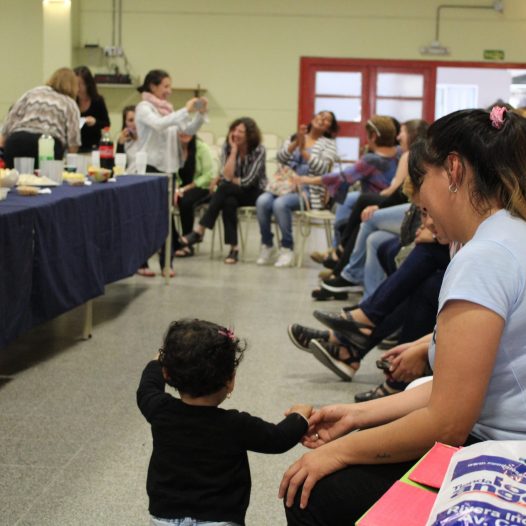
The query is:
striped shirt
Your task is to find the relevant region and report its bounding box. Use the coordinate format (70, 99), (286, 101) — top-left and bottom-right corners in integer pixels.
(2, 86), (81, 148)
(220, 143), (267, 190)
(277, 136), (337, 210)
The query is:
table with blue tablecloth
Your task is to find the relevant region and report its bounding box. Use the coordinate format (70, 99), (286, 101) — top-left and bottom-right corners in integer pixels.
(0, 175), (168, 348)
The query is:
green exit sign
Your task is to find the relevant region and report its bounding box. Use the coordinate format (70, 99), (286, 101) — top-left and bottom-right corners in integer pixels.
(484, 49), (505, 60)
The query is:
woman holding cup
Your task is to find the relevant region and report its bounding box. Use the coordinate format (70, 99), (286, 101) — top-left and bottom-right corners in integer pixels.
(134, 69), (207, 276)
(115, 105), (138, 174)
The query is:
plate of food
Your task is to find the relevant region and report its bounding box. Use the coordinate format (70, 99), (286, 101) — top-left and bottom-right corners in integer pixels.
(17, 174), (58, 186)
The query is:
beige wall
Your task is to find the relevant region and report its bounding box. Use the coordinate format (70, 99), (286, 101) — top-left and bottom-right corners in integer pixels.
(3, 0), (526, 141)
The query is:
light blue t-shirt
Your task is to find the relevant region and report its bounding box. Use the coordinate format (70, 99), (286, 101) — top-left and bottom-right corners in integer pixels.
(428, 209), (526, 441)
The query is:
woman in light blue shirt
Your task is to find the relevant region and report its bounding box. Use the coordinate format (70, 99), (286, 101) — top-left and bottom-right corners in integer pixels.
(280, 107), (526, 525)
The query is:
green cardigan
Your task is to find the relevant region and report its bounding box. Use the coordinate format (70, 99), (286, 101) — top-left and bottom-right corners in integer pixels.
(176, 139), (215, 189)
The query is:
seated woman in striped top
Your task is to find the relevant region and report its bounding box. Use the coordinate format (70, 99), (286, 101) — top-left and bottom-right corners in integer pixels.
(255, 111), (339, 268)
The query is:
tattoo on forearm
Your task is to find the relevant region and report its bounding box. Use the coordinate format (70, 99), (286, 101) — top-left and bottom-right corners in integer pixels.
(376, 452), (391, 459)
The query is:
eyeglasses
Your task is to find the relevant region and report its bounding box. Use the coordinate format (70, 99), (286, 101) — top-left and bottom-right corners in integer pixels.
(367, 120), (382, 137)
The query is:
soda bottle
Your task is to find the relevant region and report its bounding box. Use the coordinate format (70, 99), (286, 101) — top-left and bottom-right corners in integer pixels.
(38, 134), (55, 168)
(99, 127), (114, 170)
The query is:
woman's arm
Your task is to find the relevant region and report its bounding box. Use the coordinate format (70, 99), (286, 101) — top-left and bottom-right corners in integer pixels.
(238, 145), (266, 187)
(136, 102), (193, 133)
(308, 138), (337, 175)
(380, 151), (408, 196)
(281, 300), (504, 509)
(276, 138), (294, 165)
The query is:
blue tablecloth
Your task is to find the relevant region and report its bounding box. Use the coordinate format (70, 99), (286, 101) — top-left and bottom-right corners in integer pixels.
(0, 175), (168, 348)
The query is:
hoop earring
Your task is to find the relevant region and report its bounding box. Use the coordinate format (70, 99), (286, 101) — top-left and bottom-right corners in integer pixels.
(448, 183), (458, 193)
(226, 392), (232, 399)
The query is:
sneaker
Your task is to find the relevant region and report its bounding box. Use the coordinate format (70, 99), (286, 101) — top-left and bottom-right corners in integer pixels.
(256, 245), (275, 265)
(275, 248), (295, 268)
(321, 275), (363, 293)
(311, 288), (348, 301)
(287, 324), (329, 352)
(309, 339), (359, 381)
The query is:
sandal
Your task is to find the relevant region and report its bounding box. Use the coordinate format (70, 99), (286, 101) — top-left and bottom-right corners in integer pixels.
(174, 246), (194, 258)
(137, 267), (156, 277)
(161, 267), (175, 278)
(308, 339), (360, 381)
(287, 324), (330, 352)
(224, 249), (239, 265)
(354, 382), (401, 403)
(182, 231), (203, 247)
(312, 310), (374, 348)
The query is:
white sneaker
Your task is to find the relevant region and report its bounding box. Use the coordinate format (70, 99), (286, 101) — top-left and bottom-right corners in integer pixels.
(256, 245), (275, 265)
(274, 248), (295, 268)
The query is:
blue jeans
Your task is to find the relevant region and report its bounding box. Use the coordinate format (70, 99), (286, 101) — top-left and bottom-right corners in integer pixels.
(333, 191), (360, 247)
(151, 517), (240, 526)
(256, 191), (302, 249)
(341, 204), (409, 289)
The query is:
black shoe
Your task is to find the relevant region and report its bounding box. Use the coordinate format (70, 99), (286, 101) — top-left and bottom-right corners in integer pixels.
(287, 324), (329, 352)
(309, 339), (359, 381)
(312, 310), (373, 350)
(376, 329), (401, 350)
(322, 257), (338, 270)
(311, 288), (348, 301)
(354, 382), (401, 403)
(321, 276), (363, 293)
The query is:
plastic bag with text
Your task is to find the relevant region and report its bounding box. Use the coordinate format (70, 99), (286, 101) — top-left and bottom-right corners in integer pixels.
(426, 441), (526, 526)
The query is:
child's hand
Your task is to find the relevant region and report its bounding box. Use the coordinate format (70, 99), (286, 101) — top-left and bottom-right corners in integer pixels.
(288, 404), (313, 420)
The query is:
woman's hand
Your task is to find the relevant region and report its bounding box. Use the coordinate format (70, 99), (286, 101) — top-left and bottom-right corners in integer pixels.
(279, 444), (348, 510)
(85, 116), (96, 127)
(117, 128), (129, 145)
(414, 227), (436, 244)
(387, 342), (429, 383)
(361, 205), (379, 222)
(301, 404), (357, 449)
(185, 97), (200, 112)
(227, 131), (238, 152)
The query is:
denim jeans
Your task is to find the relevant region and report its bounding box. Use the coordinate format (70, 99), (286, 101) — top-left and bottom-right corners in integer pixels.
(151, 517), (240, 526)
(256, 191), (302, 249)
(333, 191), (360, 247)
(341, 204), (409, 288)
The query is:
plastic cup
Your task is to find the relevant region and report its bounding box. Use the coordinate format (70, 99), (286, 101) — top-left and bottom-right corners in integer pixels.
(76, 155), (90, 175)
(114, 153), (127, 174)
(66, 153), (78, 170)
(14, 157), (35, 174)
(135, 152), (147, 174)
(91, 150), (100, 169)
(41, 160), (64, 184)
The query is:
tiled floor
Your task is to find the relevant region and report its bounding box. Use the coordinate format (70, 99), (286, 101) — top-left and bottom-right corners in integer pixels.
(0, 241), (384, 525)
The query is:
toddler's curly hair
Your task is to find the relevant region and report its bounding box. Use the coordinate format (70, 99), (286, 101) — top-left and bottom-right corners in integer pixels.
(158, 319), (245, 398)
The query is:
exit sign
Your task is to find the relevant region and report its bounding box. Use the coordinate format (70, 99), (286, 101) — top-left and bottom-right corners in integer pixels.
(484, 49), (505, 60)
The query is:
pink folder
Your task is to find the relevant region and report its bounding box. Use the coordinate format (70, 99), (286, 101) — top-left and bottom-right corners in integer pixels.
(408, 442), (459, 489)
(357, 481), (437, 526)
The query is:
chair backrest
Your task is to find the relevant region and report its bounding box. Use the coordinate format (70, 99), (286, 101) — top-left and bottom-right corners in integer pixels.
(198, 131), (215, 146)
(262, 133), (283, 149)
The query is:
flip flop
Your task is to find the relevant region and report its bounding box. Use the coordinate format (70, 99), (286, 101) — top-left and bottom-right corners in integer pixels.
(137, 268), (156, 277)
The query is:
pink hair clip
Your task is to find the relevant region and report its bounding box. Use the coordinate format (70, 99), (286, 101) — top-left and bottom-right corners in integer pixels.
(218, 328), (236, 341)
(490, 106), (507, 129)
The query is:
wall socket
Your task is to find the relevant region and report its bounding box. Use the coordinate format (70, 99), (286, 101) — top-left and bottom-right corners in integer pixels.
(103, 46), (124, 57)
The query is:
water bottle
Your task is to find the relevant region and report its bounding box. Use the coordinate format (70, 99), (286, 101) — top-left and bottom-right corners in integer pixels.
(99, 127), (114, 170)
(38, 134), (54, 168)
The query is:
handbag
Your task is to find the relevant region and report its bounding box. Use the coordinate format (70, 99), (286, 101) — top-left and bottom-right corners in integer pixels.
(265, 164), (297, 196)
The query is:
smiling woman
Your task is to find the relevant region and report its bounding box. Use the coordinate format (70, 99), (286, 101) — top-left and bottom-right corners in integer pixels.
(280, 107), (526, 525)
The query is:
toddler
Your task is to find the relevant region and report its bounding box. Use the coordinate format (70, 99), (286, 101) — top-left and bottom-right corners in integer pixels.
(137, 319), (312, 526)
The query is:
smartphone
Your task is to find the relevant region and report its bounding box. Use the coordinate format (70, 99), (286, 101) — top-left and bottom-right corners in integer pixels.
(127, 127), (137, 140)
(194, 99), (204, 111)
(376, 359), (391, 372)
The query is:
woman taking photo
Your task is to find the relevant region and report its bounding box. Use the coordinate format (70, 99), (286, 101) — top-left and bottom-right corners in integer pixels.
(134, 69), (207, 276)
(182, 117), (266, 264)
(2, 67), (81, 167)
(74, 66), (110, 152)
(256, 111), (338, 268)
(280, 107), (526, 525)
